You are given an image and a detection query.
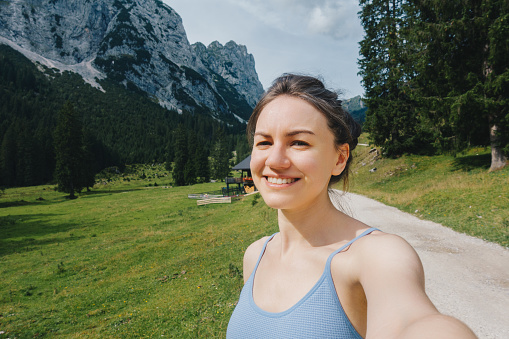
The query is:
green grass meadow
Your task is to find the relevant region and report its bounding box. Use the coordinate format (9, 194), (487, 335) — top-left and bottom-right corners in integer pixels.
(350, 142), (509, 247)
(1, 149), (508, 338)
(0, 165), (277, 338)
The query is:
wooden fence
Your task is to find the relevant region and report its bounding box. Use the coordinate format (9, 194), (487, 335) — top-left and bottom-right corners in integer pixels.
(197, 196), (232, 206)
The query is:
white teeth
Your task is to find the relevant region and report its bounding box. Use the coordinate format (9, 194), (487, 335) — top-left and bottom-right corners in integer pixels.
(267, 177), (295, 184)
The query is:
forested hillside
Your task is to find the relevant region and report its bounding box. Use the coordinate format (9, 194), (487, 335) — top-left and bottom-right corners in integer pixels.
(0, 45), (249, 188)
(342, 95), (367, 125)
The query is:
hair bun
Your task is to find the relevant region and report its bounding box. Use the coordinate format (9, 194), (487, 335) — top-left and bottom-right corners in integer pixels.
(344, 111), (361, 150)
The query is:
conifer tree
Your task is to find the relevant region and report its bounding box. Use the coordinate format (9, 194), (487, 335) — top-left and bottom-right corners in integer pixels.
(81, 130), (97, 190)
(54, 102), (86, 199)
(16, 122), (37, 187)
(406, 1), (486, 150)
(165, 133), (175, 174)
(195, 141), (210, 183)
(483, 0), (508, 170)
(211, 128), (231, 180)
(235, 136), (251, 164)
(184, 130), (197, 185)
(172, 124), (188, 186)
(358, 0), (428, 156)
(0, 125), (17, 187)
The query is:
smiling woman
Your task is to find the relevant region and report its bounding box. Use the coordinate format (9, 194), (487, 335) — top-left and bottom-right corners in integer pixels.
(249, 95), (349, 211)
(226, 74), (477, 339)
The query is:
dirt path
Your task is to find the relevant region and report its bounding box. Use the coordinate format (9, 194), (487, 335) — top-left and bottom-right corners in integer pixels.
(338, 191), (509, 339)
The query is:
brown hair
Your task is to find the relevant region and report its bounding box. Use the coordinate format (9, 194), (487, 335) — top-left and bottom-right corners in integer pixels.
(247, 74), (361, 190)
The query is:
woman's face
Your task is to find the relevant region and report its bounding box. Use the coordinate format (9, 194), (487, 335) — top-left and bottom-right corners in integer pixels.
(250, 95), (348, 211)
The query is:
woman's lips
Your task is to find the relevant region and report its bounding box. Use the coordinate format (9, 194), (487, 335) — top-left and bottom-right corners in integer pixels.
(265, 177), (299, 185)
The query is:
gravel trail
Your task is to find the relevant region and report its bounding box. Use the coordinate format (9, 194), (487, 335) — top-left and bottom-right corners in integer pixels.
(339, 192), (509, 339)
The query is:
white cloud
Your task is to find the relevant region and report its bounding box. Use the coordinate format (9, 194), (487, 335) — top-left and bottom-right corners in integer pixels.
(165, 0), (365, 97)
(227, 0), (362, 40)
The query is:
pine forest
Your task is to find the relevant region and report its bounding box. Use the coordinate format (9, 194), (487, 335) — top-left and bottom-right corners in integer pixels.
(0, 45), (251, 189)
(358, 0), (508, 171)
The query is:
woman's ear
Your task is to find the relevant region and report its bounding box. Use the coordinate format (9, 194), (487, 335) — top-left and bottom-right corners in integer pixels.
(332, 143), (350, 176)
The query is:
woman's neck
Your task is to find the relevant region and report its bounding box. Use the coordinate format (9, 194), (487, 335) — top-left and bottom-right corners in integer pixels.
(276, 192), (348, 250)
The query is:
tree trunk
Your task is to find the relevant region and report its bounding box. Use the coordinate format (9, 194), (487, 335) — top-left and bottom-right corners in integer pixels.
(489, 122), (507, 171)
(69, 182), (76, 199)
(483, 43), (506, 171)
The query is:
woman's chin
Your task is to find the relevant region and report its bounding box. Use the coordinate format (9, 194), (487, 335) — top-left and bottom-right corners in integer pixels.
(258, 193), (297, 210)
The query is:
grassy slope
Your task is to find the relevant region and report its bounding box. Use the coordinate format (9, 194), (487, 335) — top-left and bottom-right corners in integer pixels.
(1, 148), (507, 337)
(0, 166), (277, 338)
(349, 139), (509, 247)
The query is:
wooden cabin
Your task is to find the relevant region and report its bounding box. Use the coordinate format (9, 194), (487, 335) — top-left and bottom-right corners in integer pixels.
(224, 155), (256, 195)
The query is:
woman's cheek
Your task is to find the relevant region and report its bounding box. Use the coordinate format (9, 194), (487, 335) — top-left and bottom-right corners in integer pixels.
(250, 152), (264, 179)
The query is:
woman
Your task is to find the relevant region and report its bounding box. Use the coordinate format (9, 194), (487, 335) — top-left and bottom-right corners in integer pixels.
(227, 74), (477, 338)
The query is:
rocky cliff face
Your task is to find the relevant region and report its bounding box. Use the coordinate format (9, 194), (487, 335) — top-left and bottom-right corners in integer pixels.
(0, 0), (262, 121)
(193, 41), (264, 108)
(342, 95), (367, 124)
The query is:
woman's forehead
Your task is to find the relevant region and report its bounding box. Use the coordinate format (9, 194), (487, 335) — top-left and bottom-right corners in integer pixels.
(256, 96), (327, 128)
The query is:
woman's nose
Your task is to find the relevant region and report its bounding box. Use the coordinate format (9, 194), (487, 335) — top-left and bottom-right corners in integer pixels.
(265, 144), (290, 169)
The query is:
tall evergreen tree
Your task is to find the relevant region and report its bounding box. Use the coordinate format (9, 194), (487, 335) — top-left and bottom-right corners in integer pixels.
(172, 124), (188, 186)
(184, 130), (198, 185)
(483, 0), (509, 170)
(195, 141), (210, 183)
(81, 130), (97, 190)
(34, 126), (55, 185)
(16, 123), (37, 187)
(235, 136), (251, 164)
(0, 125), (17, 187)
(54, 102), (87, 199)
(211, 128), (231, 180)
(407, 1), (488, 150)
(358, 0), (430, 156)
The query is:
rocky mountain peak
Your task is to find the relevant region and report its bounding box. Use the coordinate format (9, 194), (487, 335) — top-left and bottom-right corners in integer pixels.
(192, 40), (264, 107)
(0, 0), (263, 121)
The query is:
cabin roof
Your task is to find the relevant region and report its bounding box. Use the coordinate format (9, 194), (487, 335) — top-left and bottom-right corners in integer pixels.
(232, 155), (251, 171)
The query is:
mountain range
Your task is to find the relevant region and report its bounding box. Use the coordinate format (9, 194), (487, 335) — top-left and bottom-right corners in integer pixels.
(0, 0), (366, 188)
(0, 0), (264, 122)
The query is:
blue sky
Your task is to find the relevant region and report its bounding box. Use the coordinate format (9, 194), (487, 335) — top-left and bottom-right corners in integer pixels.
(164, 0), (365, 99)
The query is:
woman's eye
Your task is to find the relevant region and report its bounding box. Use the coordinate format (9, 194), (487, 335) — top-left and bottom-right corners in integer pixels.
(256, 141), (272, 147)
(292, 140), (309, 147)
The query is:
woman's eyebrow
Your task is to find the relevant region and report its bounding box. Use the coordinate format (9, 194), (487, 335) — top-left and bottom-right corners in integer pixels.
(254, 131), (270, 138)
(286, 130), (315, 137)
(254, 130), (315, 138)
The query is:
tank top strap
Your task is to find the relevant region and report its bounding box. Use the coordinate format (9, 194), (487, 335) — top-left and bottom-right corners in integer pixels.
(325, 227), (379, 267)
(249, 233), (278, 280)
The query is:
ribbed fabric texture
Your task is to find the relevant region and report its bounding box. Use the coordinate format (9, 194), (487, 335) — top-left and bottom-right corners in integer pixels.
(227, 228), (378, 339)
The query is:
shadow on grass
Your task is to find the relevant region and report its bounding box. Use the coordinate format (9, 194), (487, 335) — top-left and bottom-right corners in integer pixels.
(0, 200), (45, 208)
(452, 153), (491, 172)
(0, 189), (142, 208)
(78, 188), (140, 199)
(0, 213), (81, 256)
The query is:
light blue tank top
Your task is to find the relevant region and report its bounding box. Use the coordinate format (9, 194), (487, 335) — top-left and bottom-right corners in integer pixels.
(227, 227), (378, 339)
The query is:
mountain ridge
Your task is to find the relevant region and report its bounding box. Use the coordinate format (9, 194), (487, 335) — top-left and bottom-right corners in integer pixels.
(0, 0), (263, 121)
(342, 95), (367, 124)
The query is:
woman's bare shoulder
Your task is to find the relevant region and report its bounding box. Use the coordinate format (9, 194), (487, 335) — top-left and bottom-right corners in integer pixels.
(354, 230), (423, 271)
(242, 235), (274, 283)
(355, 229), (417, 255)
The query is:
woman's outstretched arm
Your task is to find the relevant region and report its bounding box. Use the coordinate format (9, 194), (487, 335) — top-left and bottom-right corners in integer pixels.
(357, 233), (477, 339)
